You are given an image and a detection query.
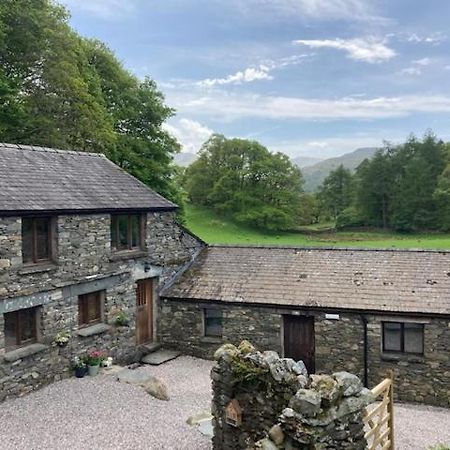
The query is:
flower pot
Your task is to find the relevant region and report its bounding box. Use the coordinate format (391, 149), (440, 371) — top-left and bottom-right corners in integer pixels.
(75, 366), (87, 378)
(88, 364), (100, 376)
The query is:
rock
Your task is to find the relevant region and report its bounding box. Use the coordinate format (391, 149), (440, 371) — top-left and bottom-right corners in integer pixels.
(256, 438), (279, 450)
(310, 374), (340, 403)
(268, 424), (284, 445)
(333, 372), (363, 397)
(287, 359), (308, 376)
(214, 344), (239, 361)
(289, 389), (322, 417)
(142, 376), (170, 401)
(197, 418), (214, 437)
(262, 351), (279, 364)
(186, 411), (213, 426)
(268, 358), (302, 383)
(336, 388), (374, 417)
(238, 340), (256, 354)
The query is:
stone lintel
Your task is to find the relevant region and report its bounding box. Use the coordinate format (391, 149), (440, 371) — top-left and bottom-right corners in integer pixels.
(3, 344), (48, 363)
(76, 323), (110, 337)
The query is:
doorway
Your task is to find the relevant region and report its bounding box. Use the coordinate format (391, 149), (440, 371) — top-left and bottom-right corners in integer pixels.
(136, 278), (153, 345)
(283, 315), (315, 373)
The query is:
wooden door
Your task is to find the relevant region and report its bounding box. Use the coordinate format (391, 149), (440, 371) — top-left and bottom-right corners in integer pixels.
(283, 315), (315, 373)
(136, 279), (153, 345)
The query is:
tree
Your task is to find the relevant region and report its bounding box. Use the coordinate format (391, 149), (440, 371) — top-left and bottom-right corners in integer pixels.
(0, 0), (181, 205)
(318, 164), (353, 220)
(184, 135), (304, 231)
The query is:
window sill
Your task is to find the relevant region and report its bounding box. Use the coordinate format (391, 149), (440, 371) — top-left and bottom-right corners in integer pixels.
(200, 336), (223, 344)
(381, 352), (425, 363)
(109, 249), (147, 261)
(19, 263), (58, 275)
(3, 343), (48, 363)
(77, 323), (110, 337)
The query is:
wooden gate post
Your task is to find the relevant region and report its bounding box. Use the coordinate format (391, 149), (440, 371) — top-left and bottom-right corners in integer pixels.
(387, 370), (395, 450)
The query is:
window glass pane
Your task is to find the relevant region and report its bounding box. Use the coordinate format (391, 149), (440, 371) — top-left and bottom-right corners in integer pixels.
(205, 309), (223, 337)
(131, 215), (141, 248)
(118, 215), (128, 250)
(22, 218), (33, 263)
(4, 311), (18, 349)
(404, 323), (424, 354)
(35, 218), (50, 260)
(19, 309), (36, 344)
(383, 322), (401, 352)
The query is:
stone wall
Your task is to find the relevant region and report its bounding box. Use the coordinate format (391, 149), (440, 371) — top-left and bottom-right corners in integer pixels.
(0, 211), (203, 400)
(211, 341), (373, 450)
(160, 299), (450, 407)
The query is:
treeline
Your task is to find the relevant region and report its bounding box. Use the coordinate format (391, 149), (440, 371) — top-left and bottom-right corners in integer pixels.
(0, 0), (180, 204)
(319, 133), (450, 231)
(183, 134), (313, 230)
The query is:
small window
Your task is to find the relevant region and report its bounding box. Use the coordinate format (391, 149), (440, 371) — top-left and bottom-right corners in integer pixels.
(4, 307), (39, 351)
(204, 309), (223, 338)
(111, 214), (144, 251)
(382, 322), (424, 355)
(78, 291), (104, 326)
(22, 217), (53, 264)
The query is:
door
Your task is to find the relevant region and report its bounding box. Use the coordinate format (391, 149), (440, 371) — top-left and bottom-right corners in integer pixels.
(283, 315), (315, 373)
(136, 279), (153, 345)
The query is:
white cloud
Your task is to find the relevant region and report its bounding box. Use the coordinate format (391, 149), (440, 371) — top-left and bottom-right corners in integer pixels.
(306, 141), (330, 148)
(405, 33), (447, 45)
(293, 37), (395, 63)
(412, 58), (432, 66)
(400, 67), (422, 76)
(166, 89), (450, 122)
(163, 118), (213, 153)
(233, 0), (386, 23)
(199, 67), (273, 87)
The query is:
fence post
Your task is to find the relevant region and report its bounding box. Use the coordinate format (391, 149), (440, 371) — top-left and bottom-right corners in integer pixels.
(387, 370), (395, 450)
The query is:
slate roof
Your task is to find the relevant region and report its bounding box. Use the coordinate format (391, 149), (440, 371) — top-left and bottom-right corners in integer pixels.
(0, 143), (176, 214)
(162, 245), (450, 315)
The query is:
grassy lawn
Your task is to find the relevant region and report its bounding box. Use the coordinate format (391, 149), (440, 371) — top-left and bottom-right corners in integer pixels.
(185, 204), (450, 249)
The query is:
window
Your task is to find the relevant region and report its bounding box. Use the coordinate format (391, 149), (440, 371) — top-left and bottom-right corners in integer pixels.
(382, 322), (424, 355)
(111, 214), (144, 251)
(22, 217), (53, 264)
(4, 307), (39, 351)
(204, 309), (223, 338)
(78, 291), (104, 326)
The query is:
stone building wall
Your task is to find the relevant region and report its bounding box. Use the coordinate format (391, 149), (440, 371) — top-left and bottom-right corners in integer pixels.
(211, 341), (373, 450)
(159, 299), (450, 407)
(0, 211), (203, 400)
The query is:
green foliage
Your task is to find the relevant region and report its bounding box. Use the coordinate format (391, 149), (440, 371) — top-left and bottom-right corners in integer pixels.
(336, 207), (365, 230)
(184, 134), (304, 231)
(0, 0), (181, 205)
(318, 164), (354, 219)
(230, 355), (269, 384)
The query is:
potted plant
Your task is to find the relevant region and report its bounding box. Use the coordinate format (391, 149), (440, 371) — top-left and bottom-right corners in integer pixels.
(73, 357), (87, 378)
(85, 350), (106, 376)
(53, 331), (70, 347)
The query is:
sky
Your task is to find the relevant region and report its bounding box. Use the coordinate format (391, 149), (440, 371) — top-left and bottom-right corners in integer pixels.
(62, 0), (450, 159)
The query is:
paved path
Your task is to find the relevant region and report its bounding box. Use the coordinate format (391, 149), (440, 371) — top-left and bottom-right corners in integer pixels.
(0, 356), (449, 449)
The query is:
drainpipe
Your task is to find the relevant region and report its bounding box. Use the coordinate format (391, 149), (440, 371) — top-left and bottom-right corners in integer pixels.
(360, 314), (369, 388)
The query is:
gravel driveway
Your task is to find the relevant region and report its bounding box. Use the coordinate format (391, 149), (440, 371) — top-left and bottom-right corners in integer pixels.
(0, 356), (449, 450)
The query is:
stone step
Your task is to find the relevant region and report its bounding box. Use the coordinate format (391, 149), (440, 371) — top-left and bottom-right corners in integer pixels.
(141, 342), (162, 354)
(141, 349), (181, 365)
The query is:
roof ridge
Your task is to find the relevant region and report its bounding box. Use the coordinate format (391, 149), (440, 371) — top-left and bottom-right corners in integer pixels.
(208, 244), (450, 254)
(0, 143), (106, 158)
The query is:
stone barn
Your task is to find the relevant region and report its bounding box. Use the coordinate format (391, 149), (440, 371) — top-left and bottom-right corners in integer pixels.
(160, 245), (450, 407)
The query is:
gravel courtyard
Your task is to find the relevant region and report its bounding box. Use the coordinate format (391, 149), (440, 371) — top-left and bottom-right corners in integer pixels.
(0, 356), (449, 450)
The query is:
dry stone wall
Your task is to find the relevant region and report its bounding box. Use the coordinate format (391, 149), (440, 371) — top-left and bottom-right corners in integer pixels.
(211, 341), (374, 450)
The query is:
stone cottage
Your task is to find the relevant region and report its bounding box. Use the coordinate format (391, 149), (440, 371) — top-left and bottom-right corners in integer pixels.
(161, 245), (450, 407)
(0, 143), (203, 400)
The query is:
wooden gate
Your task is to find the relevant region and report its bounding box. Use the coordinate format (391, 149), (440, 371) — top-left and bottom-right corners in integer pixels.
(364, 373), (395, 450)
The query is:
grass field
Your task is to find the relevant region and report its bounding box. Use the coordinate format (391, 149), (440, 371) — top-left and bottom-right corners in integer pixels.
(185, 204), (450, 249)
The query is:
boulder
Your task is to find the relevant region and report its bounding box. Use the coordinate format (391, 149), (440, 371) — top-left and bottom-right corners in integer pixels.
(268, 424), (284, 445)
(310, 374), (340, 403)
(238, 340), (256, 354)
(256, 438), (279, 450)
(333, 371), (363, 397)
(289, 389), (322, 417)
(142, 376), (170, 401)
(214, 343), (239, 361)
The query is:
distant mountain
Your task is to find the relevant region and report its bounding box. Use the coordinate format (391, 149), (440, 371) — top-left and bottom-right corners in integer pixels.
(291, 155), (324, 168)
(300, 147), (379, 192)
(174, 152), (197, 167)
